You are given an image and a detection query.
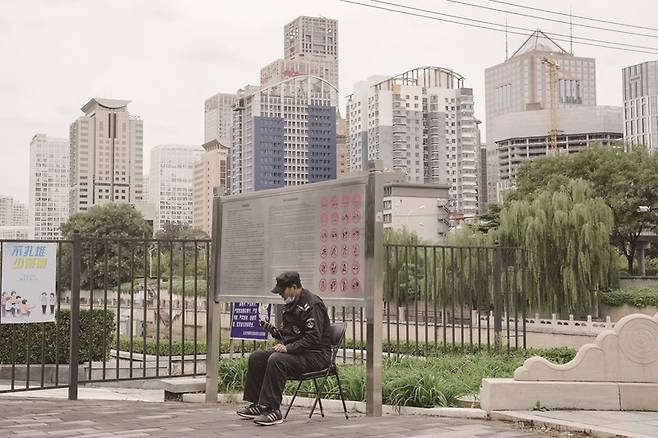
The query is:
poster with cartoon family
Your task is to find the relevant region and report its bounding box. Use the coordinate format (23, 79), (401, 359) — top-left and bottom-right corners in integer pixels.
(1, 242), (57, 324)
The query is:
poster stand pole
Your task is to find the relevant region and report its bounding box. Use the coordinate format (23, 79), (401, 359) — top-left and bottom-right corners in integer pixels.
(365, 160), (384, 416)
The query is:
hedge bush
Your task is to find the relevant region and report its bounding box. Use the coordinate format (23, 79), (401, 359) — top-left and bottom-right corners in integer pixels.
(118, 336), (576, 364)
(599, 288), (658, 308)
(0, 309), (115, 364)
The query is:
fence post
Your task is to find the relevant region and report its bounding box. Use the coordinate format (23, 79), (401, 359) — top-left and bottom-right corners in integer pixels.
(492, 243), (503, 352)
(68, 232), (81, 400)
(205, 197), (221, 403)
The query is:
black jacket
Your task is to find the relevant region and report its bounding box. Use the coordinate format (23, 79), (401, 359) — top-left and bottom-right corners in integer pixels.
(273, 289), (331, 354)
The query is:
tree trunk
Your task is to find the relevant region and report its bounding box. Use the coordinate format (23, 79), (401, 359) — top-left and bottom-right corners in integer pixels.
(626, 253), (635, 276)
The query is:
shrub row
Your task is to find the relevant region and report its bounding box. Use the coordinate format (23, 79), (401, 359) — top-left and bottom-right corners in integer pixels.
(599, 288), (658, 308)
(0, 309), (116, 364)
(117, 336), (575, 364)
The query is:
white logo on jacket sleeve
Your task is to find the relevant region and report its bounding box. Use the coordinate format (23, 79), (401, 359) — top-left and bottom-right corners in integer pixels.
(306, 319), (316, 329)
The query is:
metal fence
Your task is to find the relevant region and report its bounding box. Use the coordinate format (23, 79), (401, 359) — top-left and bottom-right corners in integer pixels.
(0, 238), (526, 396)
(0, 235), (212, 396)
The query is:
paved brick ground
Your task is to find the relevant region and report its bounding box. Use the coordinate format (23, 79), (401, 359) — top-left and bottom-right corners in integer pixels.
(0, 398), (551, 438)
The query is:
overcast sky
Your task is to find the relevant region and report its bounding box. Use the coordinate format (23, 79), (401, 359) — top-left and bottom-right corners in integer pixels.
(2, 0), (657, 203)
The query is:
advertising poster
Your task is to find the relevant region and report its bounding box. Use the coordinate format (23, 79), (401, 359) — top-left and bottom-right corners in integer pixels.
(230, 302), (272, 341)
(1, 242), (57, 324)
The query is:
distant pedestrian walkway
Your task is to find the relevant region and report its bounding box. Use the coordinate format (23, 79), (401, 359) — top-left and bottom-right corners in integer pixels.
(0, 398), (543, 437)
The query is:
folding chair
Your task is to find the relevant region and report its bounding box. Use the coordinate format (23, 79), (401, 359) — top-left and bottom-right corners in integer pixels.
(284, 323), (349, 420)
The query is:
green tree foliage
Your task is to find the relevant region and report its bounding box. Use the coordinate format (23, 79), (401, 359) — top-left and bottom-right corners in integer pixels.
(60, 204), (152, 288)
(498, 179), (618, 313)
(472, 202), (502, 234)
(511, 146), (658, 274)
(384, 228), (427, 305)
(151, 223), (210, 279)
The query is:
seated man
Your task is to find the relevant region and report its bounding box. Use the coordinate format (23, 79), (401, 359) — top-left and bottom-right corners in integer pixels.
(237, 271), (331, 426)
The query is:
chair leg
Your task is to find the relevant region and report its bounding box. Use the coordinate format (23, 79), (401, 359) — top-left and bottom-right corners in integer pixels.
(284, 380), (303, 419)
(334, 372), (349, 420)
(312, 378), (325, 418)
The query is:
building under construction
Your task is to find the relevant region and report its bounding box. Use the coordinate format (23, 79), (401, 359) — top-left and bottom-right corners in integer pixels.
(483, 30), (622, 204)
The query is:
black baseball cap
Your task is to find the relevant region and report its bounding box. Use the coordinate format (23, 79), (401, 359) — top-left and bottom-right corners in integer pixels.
(271, 271), (302, 294)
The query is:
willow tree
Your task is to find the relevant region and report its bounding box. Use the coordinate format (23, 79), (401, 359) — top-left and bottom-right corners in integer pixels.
(497, 179), (618, 314)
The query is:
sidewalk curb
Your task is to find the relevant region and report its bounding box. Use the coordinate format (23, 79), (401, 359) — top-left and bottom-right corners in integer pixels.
(181, 392), (488, 419)
(491, 411), (643, 438)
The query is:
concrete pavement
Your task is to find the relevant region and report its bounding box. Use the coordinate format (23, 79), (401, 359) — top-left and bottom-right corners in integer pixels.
(0, 398), (552, 438)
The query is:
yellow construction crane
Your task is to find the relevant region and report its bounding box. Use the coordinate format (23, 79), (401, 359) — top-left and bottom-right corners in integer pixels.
(542, 57), (560, 155)
(542, 57), (576, 156)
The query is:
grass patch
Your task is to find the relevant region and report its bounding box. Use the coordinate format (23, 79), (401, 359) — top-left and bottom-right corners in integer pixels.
(216, 347), (576, 408)
(119, 277), (208, 297)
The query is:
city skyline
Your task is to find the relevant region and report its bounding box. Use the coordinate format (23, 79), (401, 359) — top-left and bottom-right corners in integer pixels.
(2, 0), (657, 202)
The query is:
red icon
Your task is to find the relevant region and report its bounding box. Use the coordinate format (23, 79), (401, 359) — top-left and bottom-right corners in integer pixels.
(330, 246), (338, 258)
(341, 211), (350, 225)
(319, 262), (327, 275)
(320, 212), (329, 226)
(341, 244), (349, 258)
(351, 228), (360, 240)
(341, 229), (350, 240)
(320, 246), (328, 259)
(331, 211), (339, 225)
(352, 244), (360, 257)
(320, 230), (328, 242)
(319, 279), (327, 292)
(330, 262), (338, 275)
(351, 278), (361, 292)
(352, 192), (362, 207)
(340, 262), (349, 275)
(341, 194), (350, 207)
(340, 278), (349, 292)
(352, 210), (361, 224)
(352, 261), (360, 275)
(330, 195), (339, 209)
(330, 279), (338, 292)
(330, 229), (338, 241)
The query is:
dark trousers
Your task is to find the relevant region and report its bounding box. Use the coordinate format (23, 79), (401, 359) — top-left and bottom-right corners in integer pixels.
(243, 350), (329, 410)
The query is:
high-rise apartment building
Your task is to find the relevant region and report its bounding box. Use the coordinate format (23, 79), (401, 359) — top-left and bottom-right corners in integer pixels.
(0, 196), (27, 226)
(229, 16), (339, 195)
(0, 196), (28, 239)
(150, 145), (204, 232)
(279, 16), (338, 89)
(29, 134), (69, 239)
(193, 139), (229, 236)
(484, 30), (596, 203)
(622, 61), (658, 151)
(347, 67), (479, 219)
(69, 98), (144, 214)
(204, 93), (237, 146)
(230, 76), (338, 193)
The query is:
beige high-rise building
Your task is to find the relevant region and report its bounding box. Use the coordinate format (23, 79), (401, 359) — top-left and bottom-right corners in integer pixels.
(348, 67), (480, 219)
(0, 196), (28, 239)
(283, 16), (338, 90)
(69, 98), (144, 214)
(204, 93), (236, 146)
(150, 144), (203, 232)
(29, 134), (69, 239)
(484, 30), (596, 204)
(193, 139), (229, 236)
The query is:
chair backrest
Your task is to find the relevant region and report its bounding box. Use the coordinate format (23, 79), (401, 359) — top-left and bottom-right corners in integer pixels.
(328, 323), (346, 364)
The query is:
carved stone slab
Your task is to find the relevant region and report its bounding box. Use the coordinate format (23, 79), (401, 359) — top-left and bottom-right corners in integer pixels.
(514, 312), (658, 383)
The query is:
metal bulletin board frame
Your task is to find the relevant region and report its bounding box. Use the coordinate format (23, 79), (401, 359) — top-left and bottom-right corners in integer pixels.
(206, 162), (384, 416)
